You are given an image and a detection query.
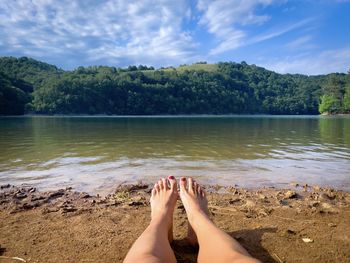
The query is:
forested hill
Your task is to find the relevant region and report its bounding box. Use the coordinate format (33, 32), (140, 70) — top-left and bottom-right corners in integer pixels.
(0, 56), (349, 115)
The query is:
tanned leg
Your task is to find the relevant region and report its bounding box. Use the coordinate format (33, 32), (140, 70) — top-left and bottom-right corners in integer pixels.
(179, 177), (261, 263)
(123, 176), (178, 263)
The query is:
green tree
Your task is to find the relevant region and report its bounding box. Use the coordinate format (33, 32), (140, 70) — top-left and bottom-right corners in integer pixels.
(343, 86), (350, 113)
(319, 95), (339, 114)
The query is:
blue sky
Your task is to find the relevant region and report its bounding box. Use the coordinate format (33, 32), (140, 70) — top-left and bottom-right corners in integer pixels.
(0, 0), (349, 75)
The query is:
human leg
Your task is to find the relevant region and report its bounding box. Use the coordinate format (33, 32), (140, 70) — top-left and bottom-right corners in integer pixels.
(179, 177), (260, 263)
(123, 176), (178, 263)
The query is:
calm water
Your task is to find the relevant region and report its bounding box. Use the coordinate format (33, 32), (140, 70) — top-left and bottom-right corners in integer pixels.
(1, 116), (350, 195)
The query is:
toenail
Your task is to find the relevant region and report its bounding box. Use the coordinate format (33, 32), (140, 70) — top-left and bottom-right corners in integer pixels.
(181, 177), (186, 181)
(169, 175), (175, 180)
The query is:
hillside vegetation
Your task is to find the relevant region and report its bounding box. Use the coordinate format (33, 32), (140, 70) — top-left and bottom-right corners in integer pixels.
(0, 57), (349, 115)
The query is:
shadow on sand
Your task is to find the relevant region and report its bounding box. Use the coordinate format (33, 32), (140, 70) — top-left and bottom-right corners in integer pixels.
(172, 227), (277, 263)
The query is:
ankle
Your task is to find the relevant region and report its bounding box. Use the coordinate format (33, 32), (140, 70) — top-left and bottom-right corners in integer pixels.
(187, 209), (210, 228)
(151, 212), (172, 227)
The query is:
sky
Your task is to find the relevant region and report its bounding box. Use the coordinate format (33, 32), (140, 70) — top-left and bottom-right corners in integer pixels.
(0, 0), (349, 75)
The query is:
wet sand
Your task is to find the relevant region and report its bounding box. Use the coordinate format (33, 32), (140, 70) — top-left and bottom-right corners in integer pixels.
(1, 183), (350, 263)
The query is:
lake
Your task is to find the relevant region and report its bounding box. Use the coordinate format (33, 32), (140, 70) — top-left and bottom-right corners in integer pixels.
(0, 116), (350, 195)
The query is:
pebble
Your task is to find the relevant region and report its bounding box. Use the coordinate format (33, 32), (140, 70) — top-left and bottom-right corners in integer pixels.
(302, 237), (314, 243)
(280, 200), (289, 206)
(49, 190), (65, 199)
(80, 193), (90, 198)
(320, 193), (333, 201)
(309, 201), (320, 207)
(128, 201), (144, 206)
(244, 200), (255, 208)
(313, 185), (321, 191)
(328, 223), (337, 227)
(258, 194), (267, 200)
(61, 206), (77, 213)
(286, 229), (297, 235)
(284, 190), (297, 199)
(229, 198), (241, 204)
(321, 202), (332, 209)
(15, 192), (27, 199)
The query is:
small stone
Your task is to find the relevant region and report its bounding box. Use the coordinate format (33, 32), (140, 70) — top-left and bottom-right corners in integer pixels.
(321, 202), (332, 209)
(287, 229), (296, 235)
(128, 201), (144, 206)
(49, 190), (65, 199)
(284, 190), (297, 199)
(280, 199), (289, 206)
(326, 192), (336, 200)
(42, 207), (59, 214)
(302, 237), (314, 243)
(244, 200), (255, 208)
(20, 203), (34, 210)
(258, 194), (267, 200)
(61, 206), (77, 213)
(313, 185), (321, 191)
(328, 223), (337, 227)
(229, 198), (241, 204)
(80, 193), (90, 198)
(15, 192), (27, 199)
(309, 201), (320, 208)
(31, 196), (45, 202)
(258, 210), (268, 217)
(0, 184), (11, 189)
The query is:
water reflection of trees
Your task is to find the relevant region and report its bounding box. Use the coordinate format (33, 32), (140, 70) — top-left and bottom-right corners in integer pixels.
(319, 116), (350, 147)
(3, 116), (350, 170)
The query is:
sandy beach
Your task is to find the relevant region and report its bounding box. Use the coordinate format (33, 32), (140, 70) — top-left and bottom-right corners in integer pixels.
(1, 183), (350, 263)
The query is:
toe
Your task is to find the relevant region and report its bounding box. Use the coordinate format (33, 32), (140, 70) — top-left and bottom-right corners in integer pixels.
(150, 186), (156, 202)
(168, 175), (177, 192)
(199, 186), (206, 197)
(158, 180), (164, 190)
(188, 177), (194, 194)
(193, 181), (199, 195)
(180, 177), (187, 192)
(162, 178), (169, 190)
(155, 183), (160, 193)
(151, 187), (156, 197)
(197, 184), (201, 196)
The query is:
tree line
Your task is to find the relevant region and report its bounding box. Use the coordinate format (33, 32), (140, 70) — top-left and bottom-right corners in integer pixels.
(0, 56), (349, 115)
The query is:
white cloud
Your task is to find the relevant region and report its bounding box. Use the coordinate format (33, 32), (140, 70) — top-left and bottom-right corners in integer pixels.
(197, 0), (314, 55)
(286, 35), (312, 48)
(263, 47), (350, 75)
(249, 18), (313, 44)
(197, 0), (278, 55)
(0, 0), (198, 68)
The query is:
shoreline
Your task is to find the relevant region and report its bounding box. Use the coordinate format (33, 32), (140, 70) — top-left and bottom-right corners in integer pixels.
(1, 183), (350, 262)
(0, 114), (337, 118)
(2, 113), (350, 118)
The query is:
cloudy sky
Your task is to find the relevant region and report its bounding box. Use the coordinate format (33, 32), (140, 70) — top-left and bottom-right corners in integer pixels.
(0, 0), (349, 75)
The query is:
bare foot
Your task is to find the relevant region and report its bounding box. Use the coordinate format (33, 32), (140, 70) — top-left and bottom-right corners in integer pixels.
(179, 177), (210, 246)
(150, 176), (178, 243)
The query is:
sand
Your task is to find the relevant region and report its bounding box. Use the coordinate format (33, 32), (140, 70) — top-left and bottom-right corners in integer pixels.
(1, 183), (350, 263)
